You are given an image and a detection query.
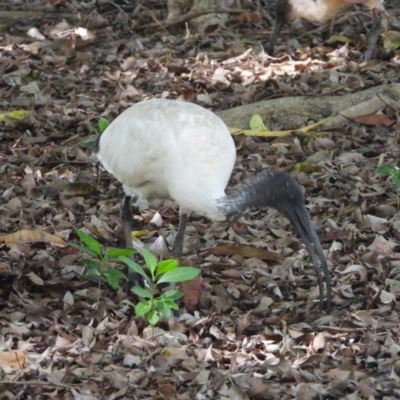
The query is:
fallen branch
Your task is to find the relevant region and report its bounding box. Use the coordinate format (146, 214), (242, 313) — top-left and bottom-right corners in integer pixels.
(215, 83), (400, 131)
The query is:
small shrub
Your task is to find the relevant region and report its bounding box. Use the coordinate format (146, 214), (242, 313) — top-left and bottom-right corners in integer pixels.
(69, 231), (200, 326)
(68, 230), (132, 290)
(120, 251), (200, 326)
(85, 117), (110, 148)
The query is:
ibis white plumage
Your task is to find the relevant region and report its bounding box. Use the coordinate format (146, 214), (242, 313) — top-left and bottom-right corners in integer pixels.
(267, 0), (384, 60)
(95, 99), (331, 312)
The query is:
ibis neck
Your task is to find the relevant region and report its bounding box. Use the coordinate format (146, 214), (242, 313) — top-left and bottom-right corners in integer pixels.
(218, 171), (301, 222)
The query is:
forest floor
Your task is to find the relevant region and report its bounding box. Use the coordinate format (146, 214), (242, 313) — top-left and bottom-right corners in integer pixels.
(1, 0), (400, 399)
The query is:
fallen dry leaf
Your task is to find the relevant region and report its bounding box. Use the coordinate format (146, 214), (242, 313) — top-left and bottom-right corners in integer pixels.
(202, 245), (285, 261)
(0, 230), (66, 247)
(352, 113), (394, 127)
(0, 350), (25, 373)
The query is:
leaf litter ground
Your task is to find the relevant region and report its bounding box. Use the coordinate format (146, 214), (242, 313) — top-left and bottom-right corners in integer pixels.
(0, 1), (400, 399)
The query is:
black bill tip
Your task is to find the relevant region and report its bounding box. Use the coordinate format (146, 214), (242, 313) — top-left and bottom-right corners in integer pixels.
(286, 204), (331, 313)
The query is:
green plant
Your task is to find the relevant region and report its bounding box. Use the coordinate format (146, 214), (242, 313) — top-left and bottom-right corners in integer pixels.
(296, 255), (312, 265)
(85, 117), (110, 148)
(120, 250), (200, 326)
(97, 117), (110, 133)
(68, 230), (132, 291)
(377, 164), (400, 209)
(68, 230), (201, 326)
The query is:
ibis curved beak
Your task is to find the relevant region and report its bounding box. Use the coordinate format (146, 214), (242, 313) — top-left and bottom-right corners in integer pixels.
(284, 204), (331, 313)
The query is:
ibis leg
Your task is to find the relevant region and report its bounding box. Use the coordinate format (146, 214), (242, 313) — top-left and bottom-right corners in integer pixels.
(170, 213), (188, 294)
(364, 8), (380, 61)
(172, 213), (187, 262)
(120, 195), (141, 286)
(267, 1), (288, 55)
(121, 195), (133, 249)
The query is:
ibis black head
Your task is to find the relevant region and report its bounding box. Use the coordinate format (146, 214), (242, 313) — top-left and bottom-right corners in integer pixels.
(224, 171), (331, 312)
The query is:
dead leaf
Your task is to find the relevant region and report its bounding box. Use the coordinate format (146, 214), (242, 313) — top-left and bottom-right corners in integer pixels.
(43, 182), (99, 197)
(0, 350), (25, 373)
(368, 235), (397, 253)
(182, 276), (204, 312)
(365, 214), (387, 233)
(157, 383), (176, 399)
(202, 245), (284, 261)
(233, 11), (260, 23)
(312, 333), (325, 353)
(0, 230), (66, 247)
(352, 113), (394, 127)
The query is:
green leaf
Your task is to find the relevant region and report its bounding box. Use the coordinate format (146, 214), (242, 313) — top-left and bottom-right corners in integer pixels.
(159, 290), (183, 301)
(156, 259), (178, 277)
(86, 268), (101, 277)
(67, 242), (98, 257)
(82, 259), (101, 270)
(161, 300), (180, 310)
(142, 249), (157, 275)
(0, 110), (29, 121)
(85, 141), (95, 149)
(76, 230), (102, 256)
(131, 286), (153, 299)
(146, 310), (160, 326)
(104, 269), (128, 289)
(135, 301), (152, 317)
(106, 248), (135, 260)
(105, 268), (128, 280)
(98, 117), (109, 133)
(155, 301), (172, 319)
(377, 164), (397, 175)
(394, 174), (400, 189)
(157, 267), (200, 284)
(249, 113), (268, 131)
(119, 256), (149, 281)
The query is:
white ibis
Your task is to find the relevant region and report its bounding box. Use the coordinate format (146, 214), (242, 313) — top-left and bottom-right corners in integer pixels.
(267, 0), (383, 61)
(95, 99), (331, 312)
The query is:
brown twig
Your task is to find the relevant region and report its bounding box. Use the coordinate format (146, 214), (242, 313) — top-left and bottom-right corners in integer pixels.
(317, 326), (366, 332)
